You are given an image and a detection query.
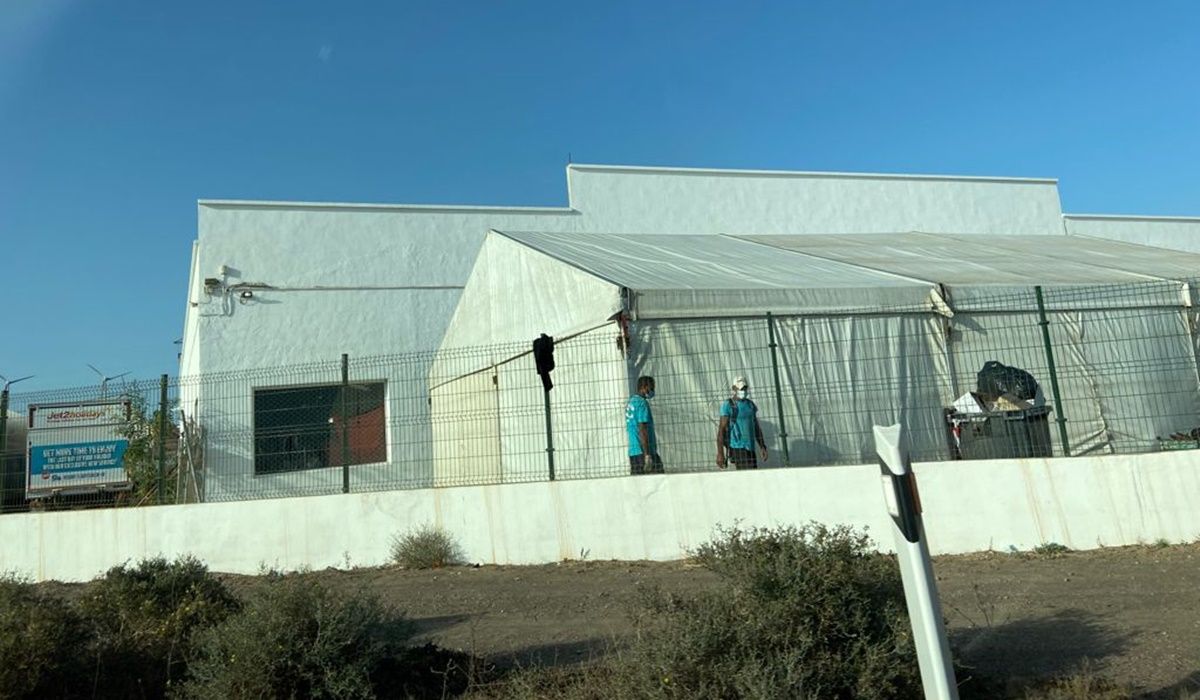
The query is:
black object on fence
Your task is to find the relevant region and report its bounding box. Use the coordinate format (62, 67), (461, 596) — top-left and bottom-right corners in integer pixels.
(533, 334), (556, 480)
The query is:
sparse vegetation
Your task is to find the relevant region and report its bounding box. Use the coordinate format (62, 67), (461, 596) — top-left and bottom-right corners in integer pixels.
(4, 540), (1194, 698)
(471, 523), (921, 699)
(78, 555), (240, 698)
(180, 573), (478, 699)
(391, 524), (465, 569)
(1021, 670), (1134, 700)
(1033, 542), (1072, 557)
(0, 574), (88, 698)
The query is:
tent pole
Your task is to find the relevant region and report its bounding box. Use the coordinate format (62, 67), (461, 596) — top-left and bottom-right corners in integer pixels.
(766, 313), (790, 465)
(1034, 287), (1071, 456)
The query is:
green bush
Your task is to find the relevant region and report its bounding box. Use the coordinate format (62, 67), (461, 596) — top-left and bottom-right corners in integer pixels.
(637, 524), (920, 699)
(472, 523), (921, 700)
(390, 524), (464, 569)
(78, 555), (239, 698)
(181, 574), (421, 699)
(1031, 542), (1072, 557)
(0, 575), (88, 699)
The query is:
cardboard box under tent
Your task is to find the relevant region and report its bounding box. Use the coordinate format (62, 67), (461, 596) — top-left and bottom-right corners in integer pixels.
(431, 230), (1200, 479)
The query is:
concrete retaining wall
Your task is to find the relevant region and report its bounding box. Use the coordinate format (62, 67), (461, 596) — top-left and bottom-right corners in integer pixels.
(2, 451), (1197, 582)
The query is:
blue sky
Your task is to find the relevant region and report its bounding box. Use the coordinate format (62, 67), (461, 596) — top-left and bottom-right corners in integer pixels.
(2, 1), (1198, 390)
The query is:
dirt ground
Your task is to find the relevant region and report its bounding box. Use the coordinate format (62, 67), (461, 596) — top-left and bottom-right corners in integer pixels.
(219, 543), (1200, 697)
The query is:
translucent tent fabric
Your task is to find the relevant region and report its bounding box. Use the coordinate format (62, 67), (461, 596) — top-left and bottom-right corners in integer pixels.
(738, 233), (1200, 458)
(496, 230), (939, 319)
(432, 230), (1200, 478)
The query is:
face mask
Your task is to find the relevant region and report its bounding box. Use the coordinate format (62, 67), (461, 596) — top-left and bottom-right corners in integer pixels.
(735, 389), (747, 400)
(645, 390), (655, 399)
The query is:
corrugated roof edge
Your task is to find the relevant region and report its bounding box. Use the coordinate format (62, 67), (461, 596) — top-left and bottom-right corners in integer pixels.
(567, 162), (1058, 185)
(1063, 213), (1200, 222)
(197, 199), (578, 214)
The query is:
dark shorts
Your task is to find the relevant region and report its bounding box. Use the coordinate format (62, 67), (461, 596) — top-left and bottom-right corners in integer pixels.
(728, 448), (758, 470)
(630, 453), (664, 475)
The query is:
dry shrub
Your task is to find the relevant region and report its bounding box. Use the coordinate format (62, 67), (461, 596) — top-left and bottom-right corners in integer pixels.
(78, 555), (240, 698)
(391, 524), (464, 569)
(180, 573), (478, 698)
(0, 574), (88, 699)
(471, 523), (921, 700)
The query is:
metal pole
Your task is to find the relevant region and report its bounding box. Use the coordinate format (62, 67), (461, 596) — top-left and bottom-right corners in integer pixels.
(0, 390), (9, 486)
(157, 375), (168, 504)
(766, 313), (791, 465)
(341, 353), (351, 494)
(1034, 286), (1071, 456)
(0, 376), (33, 502)
(544, 389), (555, 480)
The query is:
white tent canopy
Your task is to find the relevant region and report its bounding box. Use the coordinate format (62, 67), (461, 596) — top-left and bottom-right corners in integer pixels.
(431, 230), (1200, 482)
(437, 230), (940, 353)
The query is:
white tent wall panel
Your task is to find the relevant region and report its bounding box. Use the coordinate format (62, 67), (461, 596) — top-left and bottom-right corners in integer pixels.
(1059, 309), (1200, 454)
(625, 315), (948, 470)
(628, 318), (777, 471)
(772, 314), (950, 465)
(543, 328), (629, 480)
(433, 327), (630, 486)
(431, 370), (501, 488)
(496, 353), (553, 483)
(437, 232), (624, 353)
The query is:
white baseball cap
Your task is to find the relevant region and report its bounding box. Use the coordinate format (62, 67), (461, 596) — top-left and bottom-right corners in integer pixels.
(732, 376), (748, 390)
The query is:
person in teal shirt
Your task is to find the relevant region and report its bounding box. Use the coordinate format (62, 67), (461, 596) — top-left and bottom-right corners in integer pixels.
(625, 375), (662, 474)
(716, 376), (768, 469)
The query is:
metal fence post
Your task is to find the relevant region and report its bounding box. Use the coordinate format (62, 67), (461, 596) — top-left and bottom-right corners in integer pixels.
(0, 389), (8, 475)
(1034, 286), (1071, 456)
(544, 388), (555, 480)
(341, 353), (351, 494)
(157, 374), (168, 504)
(766, 313), (791, 465)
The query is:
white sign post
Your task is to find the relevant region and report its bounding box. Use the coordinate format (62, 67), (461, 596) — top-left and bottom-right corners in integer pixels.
(27, 401), (132, 498)
(873, 423), (958, 700)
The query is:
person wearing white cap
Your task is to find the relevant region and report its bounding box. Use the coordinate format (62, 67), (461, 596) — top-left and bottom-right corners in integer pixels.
(716, 376), (767, 469)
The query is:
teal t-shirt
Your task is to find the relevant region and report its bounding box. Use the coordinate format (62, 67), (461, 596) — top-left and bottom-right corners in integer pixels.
(720, 398), (758, 450)
(625, 394), (656, 456)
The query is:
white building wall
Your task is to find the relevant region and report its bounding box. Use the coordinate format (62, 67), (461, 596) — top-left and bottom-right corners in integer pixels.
(181, 164), (1071, 501)
(191, 204), (585, 374)
(187, 164), (1070, 376)
(1064, 214), (1200, 254)
(567, 164), (1066, 236)
(2, 451), (1197, 583)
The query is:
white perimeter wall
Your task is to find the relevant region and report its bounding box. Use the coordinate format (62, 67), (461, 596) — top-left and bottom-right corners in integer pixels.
(3, 451), (1197, 582)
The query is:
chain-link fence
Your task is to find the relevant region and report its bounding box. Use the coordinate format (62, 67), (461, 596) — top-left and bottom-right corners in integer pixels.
(4, 279), (1200, 514)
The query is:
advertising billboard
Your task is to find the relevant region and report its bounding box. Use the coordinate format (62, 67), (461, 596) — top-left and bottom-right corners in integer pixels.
(27, 401), (132, 498)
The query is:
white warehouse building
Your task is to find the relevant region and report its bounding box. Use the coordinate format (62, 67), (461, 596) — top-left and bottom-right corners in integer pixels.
(178, 163), (1200, 501)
